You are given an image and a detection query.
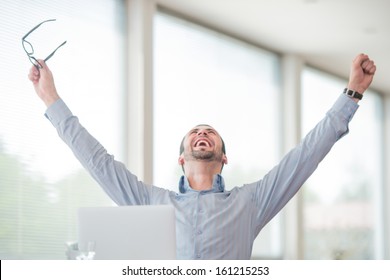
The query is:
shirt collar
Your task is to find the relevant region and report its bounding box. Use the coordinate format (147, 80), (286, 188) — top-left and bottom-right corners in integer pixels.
(179, 174), (226, 194)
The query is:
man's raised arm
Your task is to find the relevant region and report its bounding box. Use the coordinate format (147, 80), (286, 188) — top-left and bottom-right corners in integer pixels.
(27, 60), (159, 206)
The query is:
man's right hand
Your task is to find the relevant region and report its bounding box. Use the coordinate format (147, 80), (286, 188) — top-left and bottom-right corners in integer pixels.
(28, 60), (60, 107)
(347, 53), (376, 98)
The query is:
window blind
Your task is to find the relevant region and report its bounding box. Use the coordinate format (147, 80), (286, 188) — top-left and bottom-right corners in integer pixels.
(0, 0), (124, 259)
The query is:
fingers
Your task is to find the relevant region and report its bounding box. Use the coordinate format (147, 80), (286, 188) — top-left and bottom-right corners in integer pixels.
(353, 53), (369, 65)
(37, 59), (54, 78)
(28, 59), (53, 83)
(28, 64), (40, 83)
(362, 59), (376, 75)
(37, 59), (47, 70)
(354, 53), (376, 75)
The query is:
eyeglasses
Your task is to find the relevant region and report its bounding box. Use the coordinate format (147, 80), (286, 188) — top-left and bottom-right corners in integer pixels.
(22, 19), (67, 69)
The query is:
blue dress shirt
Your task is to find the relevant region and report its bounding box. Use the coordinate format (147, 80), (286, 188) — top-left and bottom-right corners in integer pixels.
(45, 94), (358, 259)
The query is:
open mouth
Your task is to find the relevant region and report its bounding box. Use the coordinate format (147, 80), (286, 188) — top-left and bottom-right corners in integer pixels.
(194, 138), (212, 148)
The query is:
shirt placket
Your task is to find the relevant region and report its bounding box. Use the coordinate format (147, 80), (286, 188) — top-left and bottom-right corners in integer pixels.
(194, 191), (205, 259)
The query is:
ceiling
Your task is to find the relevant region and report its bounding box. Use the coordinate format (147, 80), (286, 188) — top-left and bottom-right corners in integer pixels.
(156, 0), (390, 95)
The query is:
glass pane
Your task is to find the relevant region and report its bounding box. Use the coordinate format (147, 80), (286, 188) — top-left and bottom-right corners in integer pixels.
(0, 0), (124, 259)
(301, 67), (383, 259)
(153, 12), (282, 258)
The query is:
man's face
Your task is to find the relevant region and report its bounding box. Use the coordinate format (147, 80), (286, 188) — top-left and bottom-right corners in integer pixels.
(180, 125), (227, 165)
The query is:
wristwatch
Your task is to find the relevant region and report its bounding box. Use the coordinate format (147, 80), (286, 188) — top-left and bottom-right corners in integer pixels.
(343, 88), (363, 100)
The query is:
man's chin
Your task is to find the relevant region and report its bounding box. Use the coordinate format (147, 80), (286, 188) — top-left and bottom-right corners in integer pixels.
(192, 150), (215, 160)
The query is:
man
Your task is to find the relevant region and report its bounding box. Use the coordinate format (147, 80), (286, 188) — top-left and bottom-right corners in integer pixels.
(28, 54), (376, 259)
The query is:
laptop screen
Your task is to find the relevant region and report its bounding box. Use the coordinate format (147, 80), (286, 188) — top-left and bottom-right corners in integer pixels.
(77, 205), (176, 259)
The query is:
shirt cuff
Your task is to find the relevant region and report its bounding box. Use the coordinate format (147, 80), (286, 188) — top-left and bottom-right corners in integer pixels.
(44, 99), (73, 127)
(331, 93), (359, 122)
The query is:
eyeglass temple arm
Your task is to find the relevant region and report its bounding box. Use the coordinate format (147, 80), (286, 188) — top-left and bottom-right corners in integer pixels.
(22, 19), (57, 40)
(44, 41), (67, 62)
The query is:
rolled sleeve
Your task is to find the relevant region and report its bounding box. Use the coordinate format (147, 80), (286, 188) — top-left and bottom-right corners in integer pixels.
(44, 99), (73, 127)
(326, 94), (359, 139)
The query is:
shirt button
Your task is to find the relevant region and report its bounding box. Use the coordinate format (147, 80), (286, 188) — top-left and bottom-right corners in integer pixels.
(196, 253), (201, 259)
(197, 230), (202, 235)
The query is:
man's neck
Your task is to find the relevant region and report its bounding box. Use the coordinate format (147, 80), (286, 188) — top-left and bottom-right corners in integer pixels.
(184, 161), (221, 191)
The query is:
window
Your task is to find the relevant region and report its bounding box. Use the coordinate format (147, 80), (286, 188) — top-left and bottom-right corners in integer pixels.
(153, 12), (282, 258)
(301, 67), (383, 259)
(0, 0), (124, 259)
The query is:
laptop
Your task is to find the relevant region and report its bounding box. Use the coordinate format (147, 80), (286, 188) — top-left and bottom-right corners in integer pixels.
(77, 205), (176, 260)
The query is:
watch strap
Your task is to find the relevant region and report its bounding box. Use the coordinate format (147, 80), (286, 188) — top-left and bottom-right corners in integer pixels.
(343, 88), (363, 100)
